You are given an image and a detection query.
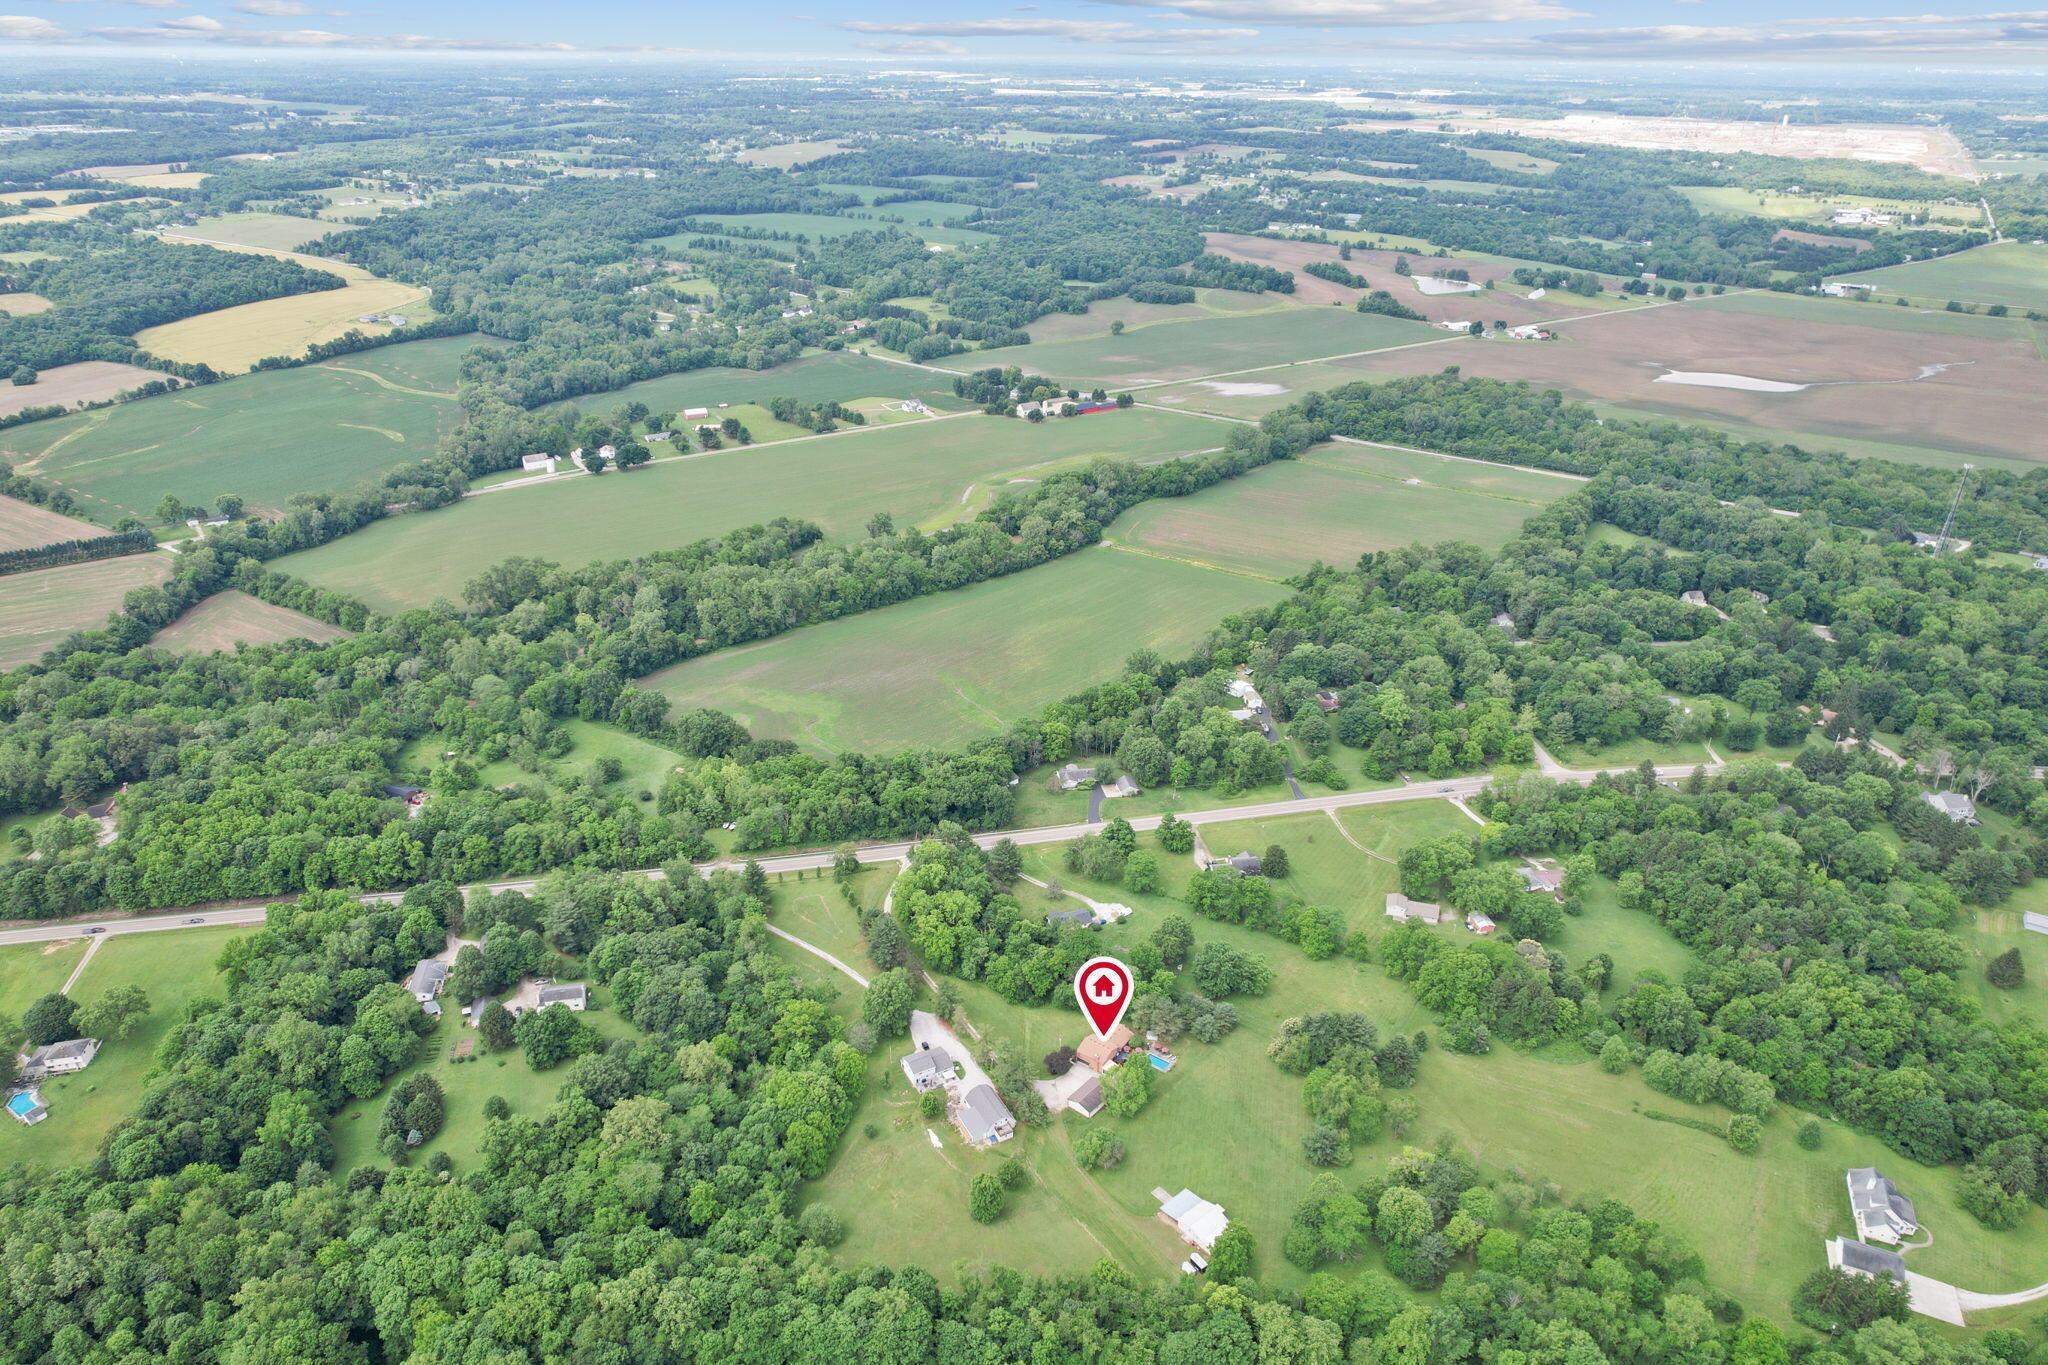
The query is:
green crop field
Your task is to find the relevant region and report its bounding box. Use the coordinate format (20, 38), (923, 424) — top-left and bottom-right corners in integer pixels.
(277, 406), (1227, 611)
(937, 306), (1444, 387)
(1842, 241), (2048, 313)
(1, 335), (475, 521)
(639, 548), (1287, 755)
(556, 351), (969, 421)
(0, 927), (244, 1170)
(1107, 442), (1571, 578)
(0, 554), (173, 670)
(810, 831), (2048, 1313)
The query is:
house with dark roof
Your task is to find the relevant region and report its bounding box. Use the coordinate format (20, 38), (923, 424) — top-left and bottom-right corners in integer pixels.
(1847, 1168), (1918, 1244)
(1827, 1237), (1907, 1283)
(1047, 908), (1098, 929)
(538, 982), (587, 1011)
(1218, 852), (1263, 876)
(1314, 690), (1341, 713)
(960, 1083), (1015, 1145)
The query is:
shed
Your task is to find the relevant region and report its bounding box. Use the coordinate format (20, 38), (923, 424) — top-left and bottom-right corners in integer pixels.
(1067, 1075), (1105, 1117)
(1158, 1188), (1229, 1251)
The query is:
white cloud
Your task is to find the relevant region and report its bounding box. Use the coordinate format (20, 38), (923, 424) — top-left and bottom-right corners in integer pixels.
(855, 37), (970, 54)
(1094, 0), (1582, 25)
(0, 14), (67, 38)
(841, 16), (1258, 42)
(234, 0), (341, 14)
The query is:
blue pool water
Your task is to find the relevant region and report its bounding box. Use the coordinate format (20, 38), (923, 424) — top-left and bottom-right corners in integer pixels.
(5, 1092), (38, 1118)
(1148, 1053), (1174, 1071)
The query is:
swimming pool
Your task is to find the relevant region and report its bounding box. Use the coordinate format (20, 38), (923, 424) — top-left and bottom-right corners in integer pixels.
(6, 1091), (39, 1118)
(1148, 1053), (1174, 1071)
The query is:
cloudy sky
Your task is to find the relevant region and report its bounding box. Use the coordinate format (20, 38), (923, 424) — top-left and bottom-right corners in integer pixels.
(2, 0), (2047, 63)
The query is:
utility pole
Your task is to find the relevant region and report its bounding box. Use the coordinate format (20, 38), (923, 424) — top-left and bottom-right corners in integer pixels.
(1937, 463), (1973, 553)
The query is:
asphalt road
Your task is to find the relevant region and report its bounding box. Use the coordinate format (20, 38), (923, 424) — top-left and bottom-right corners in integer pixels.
(0, 758), (1716, 949)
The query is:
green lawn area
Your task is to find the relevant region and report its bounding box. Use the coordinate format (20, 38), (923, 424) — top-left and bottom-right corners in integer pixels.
(639, 547), (1287, 755)
(1193, 804), (1475, 935)
(1020, 288), (1294, 345)
(330, 983), (644, 1176)
(1145, 350), (1473, 421)
(1549, 732), (1718, 769)
(277, 406), (1227, 612)
(768, 867), (896, 980)
(1955, 885), (2048, 1030)
(0, 937), (90, 1045)
(175, 211), (348, 252)
(1107, 441), (1569, 578)
(1841, 241), (2048, 314)
(1690, 288), (2039, 342)
(0, 335), (475, 522)
(1004, 766), (1311, 830)
(1561, 876), (1700, 989)
(400, 718), (682, 799)
(808, 832), (2048, 1316)
(936, 306), (1443, 388)
(0, 926), (245, 1170)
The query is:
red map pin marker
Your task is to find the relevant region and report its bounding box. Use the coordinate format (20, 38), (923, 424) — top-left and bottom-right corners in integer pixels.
(1074, 956), (1135, 1040)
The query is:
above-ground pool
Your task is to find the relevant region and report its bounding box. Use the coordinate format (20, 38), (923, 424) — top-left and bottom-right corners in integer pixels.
(1148, 1053), (1175, 1071)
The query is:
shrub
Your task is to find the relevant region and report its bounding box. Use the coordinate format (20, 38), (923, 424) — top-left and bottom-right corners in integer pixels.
(1726, 1115), (1761, 1154)
(797, 1206), (846, 1246)
(998, 1157), (1030, 1190)
(919, 1089), (945, 1119)
(1796, 1118), (1824, 1150)
(969, 1174), (1005, 1223)
(1302, 1124), (1350, 1167)
(1073, 1129), (1126, 1170)
(1986, 947), (2025, 989)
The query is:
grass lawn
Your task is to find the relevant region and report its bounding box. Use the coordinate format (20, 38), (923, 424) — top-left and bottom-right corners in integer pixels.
(330, 985), (644, 1175)
(551, 351), (969, 423)
(767, 868), (896, 980)
(0, 926), (244, 1170)
(1549, 732), (1717, 769)
(1107, 441), (1569, 578)
(639, 547), (1286, 755)
(277, 406), (1227, 612)
(0, 938), (91, 1045)
(1955, 884), (2048, 1030)
(0, 554), (173, 671)
(1020, 289), (1295, 345)
(937, 307), (1444, 388)
(1841, 241), (2048, 314)
(1561, 876), (1700, 989)
(811, 834), (2048, 1316)
(401, 718), (683, 800)
(1, 335), (475, 522)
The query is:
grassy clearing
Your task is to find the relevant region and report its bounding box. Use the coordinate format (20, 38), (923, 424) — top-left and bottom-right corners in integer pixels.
(1021, 288), (1292, 345)
(938, 306), (1443, 388)
(150, 590), (352, 654)
(3, 335), (474, 520)
(1108, 442), (1568, 578)
(556, 352), (968, 424)
(1955, 886), (2048, 1030)
(1678, 187), (1985, 229)
(278, 406), (1226, 612)
(398, 718), (682, 801)
(166, 212), (335, 252)
(1465, 147), (1559, 175)
(0, 554), (173, 671)
(1842, 241), (2048, 313)
(0, 927), (244, 1171)
(691, 211), (991, 249)
(330, 986), (644, 1176)
(639, 548), (1287, 755)
(0, 939), (90, 1046)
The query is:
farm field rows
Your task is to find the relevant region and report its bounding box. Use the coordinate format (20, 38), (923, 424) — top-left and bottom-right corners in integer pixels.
(0, 493), (108, 552)
(0, 360), (169, 420)
(638, 547), (1288, 754)
(277, 405), (1226, 611)
(1, 335), (475, 521)
(150, 590), (353, 654)
(1107, 441), (1573, 578)
(1352, 291), (2048, 467)
(0, 554), (172, 670)
(934, 301), (1446, 387)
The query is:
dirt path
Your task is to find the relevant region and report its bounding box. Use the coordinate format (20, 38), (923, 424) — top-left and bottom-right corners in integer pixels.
(323, 364), (458, 401)
(763, 923), (869, 988)
(1326, 808), (1397, 861)
(60, 933), (101, 995)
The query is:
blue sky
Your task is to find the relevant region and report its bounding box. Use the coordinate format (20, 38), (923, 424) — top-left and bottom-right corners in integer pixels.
(2, 0), (2045, 63)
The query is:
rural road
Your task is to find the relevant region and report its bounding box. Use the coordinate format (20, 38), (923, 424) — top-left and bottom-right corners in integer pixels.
(0, 755), (1721, 949)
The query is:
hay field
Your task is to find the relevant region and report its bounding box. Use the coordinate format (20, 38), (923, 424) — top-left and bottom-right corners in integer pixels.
(1, 336), (473, 520)
(151, 590), (352, 654)
(0, 493), (108, 552)
(138, 229), (431, 372)
(0, 554), (171, 670)
(275, 406), (1228, 612)
(0, 361), (166, 419)
(166, 212), (337, 252)
(0, 291), (51, 315)
(1356, 291), (2048, 468)
(935, 301), (1444, 387)
(737, 139), (849, 169)
(1107, 441), (1572, 578)
(1841, 240), (2048, 314)
(639, 547), (1286, 754)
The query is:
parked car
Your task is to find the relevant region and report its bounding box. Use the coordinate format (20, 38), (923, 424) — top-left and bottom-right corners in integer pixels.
(84, 926), (106, 935)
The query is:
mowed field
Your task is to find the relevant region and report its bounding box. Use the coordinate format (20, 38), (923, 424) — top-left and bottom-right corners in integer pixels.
(1355, 290), (2048, 468)
(163, 212), (336, 252)
(138, 230), (432, 373)
(1107, 441), (1573, 578)
(1841, 240), (2048, 313)
(566, 351), (969, 421)
(639, 548), (1286, 754)
(0, 493), (109, 552)
(277, 405), (1227, 611)
(1, 335), (474, 520)
(150, 590), (352, 654)
(687, 209), (992, 249)
(0, 361), (169, 419)
(0, 554), (172, 670)
(936, 301), (1444, 387)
